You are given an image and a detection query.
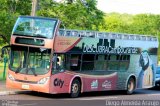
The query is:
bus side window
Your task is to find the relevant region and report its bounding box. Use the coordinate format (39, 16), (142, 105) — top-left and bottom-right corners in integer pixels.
(94, 55), (106, 70)
(52, 55), (57, 70)
(81, 54), (94, 71)
(70, 54), (81, 71)
(52, 54), (65, 72)
(119, 55), (130, 70)
(107, 55), (119, 70)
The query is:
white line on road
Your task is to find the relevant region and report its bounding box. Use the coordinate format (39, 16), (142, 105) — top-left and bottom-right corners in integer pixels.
(147, 94), (160, 96)
(65, 96), (118, 100)
(79, 97), (118, 100)
(19, 103), (37, 106)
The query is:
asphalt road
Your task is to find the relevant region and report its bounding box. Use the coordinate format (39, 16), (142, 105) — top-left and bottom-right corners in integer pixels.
(0, 88), (160, 106)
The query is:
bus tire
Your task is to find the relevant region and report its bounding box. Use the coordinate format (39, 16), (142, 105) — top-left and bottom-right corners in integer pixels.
(70, 79), (81, 98)
(126, 77), (135, 95)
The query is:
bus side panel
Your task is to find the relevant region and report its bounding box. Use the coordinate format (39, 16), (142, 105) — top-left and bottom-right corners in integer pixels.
(137, 55), (157, 89)
(63, 71), (118, 92)
(82, 73), (118, 92)
(49, 71), (118, 94)
(49, 72), (74, 94)
(117, 54), (158, 90)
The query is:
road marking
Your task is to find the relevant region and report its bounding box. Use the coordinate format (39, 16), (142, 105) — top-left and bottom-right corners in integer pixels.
(147, 94), (160, 96)
(64, 93), (160, 100)
(19, 103), (37, 106)
(78, 97), (118, 100)
(65, 96), (118, 100)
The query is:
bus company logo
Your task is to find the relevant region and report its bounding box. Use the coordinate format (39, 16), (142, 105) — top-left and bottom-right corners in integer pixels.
(82, 39), (138, 54)
(102, 80), (112, 89)
(54, 78), (64, 88)
(91, 80), (98, 89)
(24, 76), (27, 81)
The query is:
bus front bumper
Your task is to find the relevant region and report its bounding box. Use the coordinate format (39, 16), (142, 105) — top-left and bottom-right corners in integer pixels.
(6, 77), (50, 94)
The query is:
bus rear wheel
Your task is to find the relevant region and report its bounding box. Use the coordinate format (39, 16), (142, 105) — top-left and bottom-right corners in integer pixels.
(126, 77), (135, 95)
(70, 79), (81, 98)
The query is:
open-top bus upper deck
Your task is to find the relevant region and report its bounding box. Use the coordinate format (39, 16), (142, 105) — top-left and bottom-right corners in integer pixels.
(11, 16), (158, 51)
(10, 16), (60, 48)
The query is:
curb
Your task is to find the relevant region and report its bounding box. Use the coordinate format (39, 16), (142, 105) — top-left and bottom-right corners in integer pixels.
(0, 90), (30, 96)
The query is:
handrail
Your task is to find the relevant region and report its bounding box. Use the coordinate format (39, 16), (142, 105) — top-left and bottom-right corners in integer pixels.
(58, 29), (158, 41)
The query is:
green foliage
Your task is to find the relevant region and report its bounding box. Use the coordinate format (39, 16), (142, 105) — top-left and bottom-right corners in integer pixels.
(105, 13), (160, 59)
(104, 13), (160, 36)
(0, 0), (160, 59)
(0, 11), (18, 44)
(0, 0), (105, 44)
(37, 0), (105, 30)
(0, 0), (32, 44)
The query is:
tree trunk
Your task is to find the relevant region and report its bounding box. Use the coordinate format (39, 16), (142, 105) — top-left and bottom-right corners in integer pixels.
(31, 0), (38, 16)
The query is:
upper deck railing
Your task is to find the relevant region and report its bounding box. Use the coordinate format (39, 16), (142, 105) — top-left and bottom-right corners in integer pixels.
(58, 29), (158, 42)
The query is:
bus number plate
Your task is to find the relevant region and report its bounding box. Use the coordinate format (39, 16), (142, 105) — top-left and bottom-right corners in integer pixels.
(22, 84), (30, 89)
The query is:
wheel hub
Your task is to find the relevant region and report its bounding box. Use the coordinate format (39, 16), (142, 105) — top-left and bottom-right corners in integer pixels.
(72, 83), (78, 93)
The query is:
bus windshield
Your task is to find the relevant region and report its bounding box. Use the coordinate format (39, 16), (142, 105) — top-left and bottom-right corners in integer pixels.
(9, 46), (51, 75)
(12, 16), (58, 39)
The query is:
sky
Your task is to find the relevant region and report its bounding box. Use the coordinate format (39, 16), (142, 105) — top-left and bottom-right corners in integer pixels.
(97, 0), (160, 14)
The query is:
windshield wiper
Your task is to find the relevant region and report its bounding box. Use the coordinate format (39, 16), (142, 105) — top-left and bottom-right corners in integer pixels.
(33, 34), (47, 38)
(15, 67), (37, 76)
(26, 68), (37, 76)
(15, 63), (23, 74)
(15, 67), (21, 74)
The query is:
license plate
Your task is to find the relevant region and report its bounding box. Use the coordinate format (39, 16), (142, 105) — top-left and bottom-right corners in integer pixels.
(22, 84), (30, 89)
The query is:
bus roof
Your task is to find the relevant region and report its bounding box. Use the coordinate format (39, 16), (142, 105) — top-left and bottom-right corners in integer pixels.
(58, 29), (158, 42)
(19, 15), (59, 21)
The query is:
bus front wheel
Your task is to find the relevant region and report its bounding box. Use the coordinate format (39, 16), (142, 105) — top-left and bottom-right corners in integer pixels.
(70, 79), (81, 98)
(126, 77), (135, 95)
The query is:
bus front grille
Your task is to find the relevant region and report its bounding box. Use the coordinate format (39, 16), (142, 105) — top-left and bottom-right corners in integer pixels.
(15, 79), (37, 84)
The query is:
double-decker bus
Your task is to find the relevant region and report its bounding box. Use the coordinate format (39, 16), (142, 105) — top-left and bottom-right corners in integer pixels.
(3, 16), (158, 97)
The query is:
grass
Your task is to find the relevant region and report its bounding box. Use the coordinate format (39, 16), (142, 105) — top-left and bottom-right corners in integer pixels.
(0, 62), (7, 80)
(0, 45), (10, 80)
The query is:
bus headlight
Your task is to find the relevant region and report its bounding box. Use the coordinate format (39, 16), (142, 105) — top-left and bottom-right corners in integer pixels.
(37, 77), (49, 84)
(8, 73), (15, 81)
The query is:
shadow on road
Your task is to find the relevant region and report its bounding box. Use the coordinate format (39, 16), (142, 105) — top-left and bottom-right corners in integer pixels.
(148, 86), (160, 90)
(24, 90), (136, 99)
(22, 87), (160, 99)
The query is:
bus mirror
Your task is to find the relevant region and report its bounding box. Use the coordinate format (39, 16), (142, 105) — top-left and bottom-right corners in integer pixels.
(1, 45), (10, 58)
(1, 48), (4, 58)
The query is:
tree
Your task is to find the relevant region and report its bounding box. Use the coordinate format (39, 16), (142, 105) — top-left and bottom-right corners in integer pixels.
(0, 0), (105, 44)
(131, 14), (157, 35)
(38, 0), (105, 30)
(104, 13), (160, 36)
(104, 13), (160, 58)
(0, 0), (31, 44)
